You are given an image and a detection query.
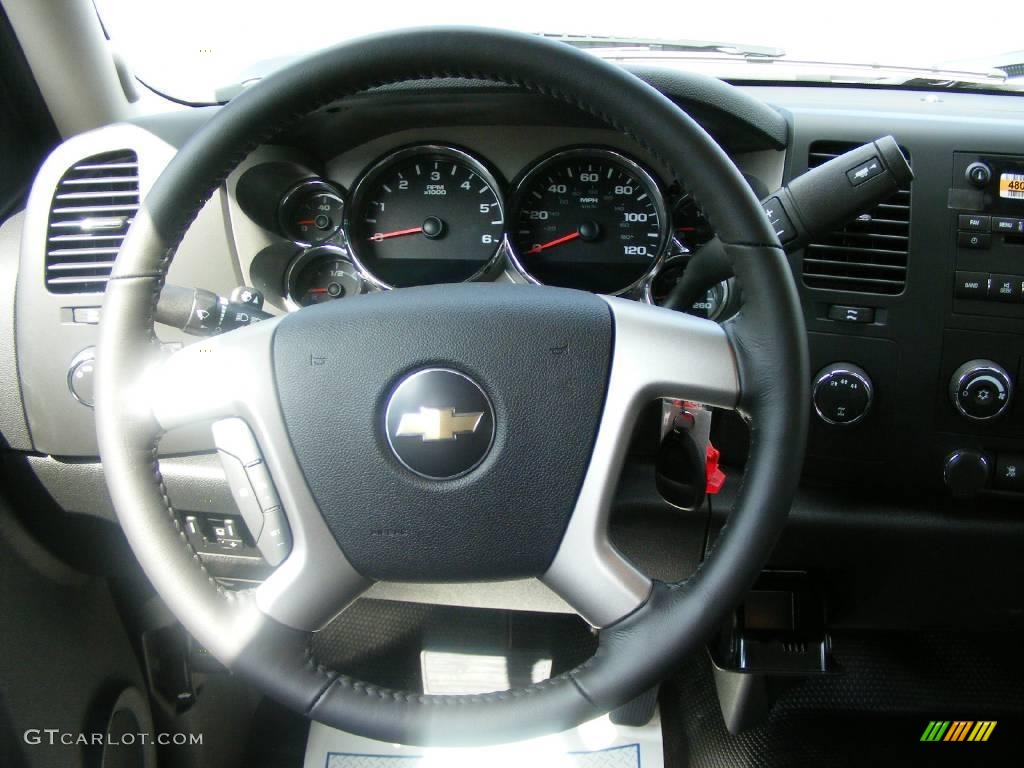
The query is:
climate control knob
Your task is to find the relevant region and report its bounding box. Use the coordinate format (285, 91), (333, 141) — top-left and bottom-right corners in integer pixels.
(950, 360), (1012, 421)
(812, 363), (874, 426)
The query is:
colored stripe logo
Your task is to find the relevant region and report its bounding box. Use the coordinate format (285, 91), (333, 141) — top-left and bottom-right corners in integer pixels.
(921, 721), (997, 742)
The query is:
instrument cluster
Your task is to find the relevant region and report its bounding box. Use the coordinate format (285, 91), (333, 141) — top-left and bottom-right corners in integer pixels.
(237, 143), (736, 319)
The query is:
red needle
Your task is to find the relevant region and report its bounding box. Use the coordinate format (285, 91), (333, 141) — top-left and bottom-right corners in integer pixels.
(676, 226), (697, 232)
(307, 288), (328, 294)
(297, 219), (315, 226)
(370, 226), (423, 242)
(527, 231), (581, 255)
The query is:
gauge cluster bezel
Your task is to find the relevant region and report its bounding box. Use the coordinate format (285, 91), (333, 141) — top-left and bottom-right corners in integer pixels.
(505, 146), (671, 297)
(257, 141), (725, 315)
(277, 178), (346, 247)
(283, 245), (364, 311)
(344, 143), (507, 291)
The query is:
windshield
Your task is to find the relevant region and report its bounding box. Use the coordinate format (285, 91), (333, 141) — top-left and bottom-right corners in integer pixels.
(95, 0), (1024, 103)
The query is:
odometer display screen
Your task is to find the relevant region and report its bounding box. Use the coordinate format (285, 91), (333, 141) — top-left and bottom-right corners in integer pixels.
(511, 149), (667, 294)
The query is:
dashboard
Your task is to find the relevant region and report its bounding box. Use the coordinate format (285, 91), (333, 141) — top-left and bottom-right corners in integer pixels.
(4, 68), (1024, 627)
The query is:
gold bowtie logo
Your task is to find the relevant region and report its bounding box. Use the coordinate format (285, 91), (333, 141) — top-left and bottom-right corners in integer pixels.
(395, 407), (484, 442)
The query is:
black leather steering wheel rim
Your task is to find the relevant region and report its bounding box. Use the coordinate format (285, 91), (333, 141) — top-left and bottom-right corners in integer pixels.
(95, 27), (809, 746)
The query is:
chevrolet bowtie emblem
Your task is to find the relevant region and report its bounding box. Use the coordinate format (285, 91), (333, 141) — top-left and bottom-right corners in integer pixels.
(394, 407), (484, 442)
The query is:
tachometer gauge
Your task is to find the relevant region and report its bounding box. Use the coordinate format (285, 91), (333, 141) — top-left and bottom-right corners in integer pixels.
(278, 180), (345, 245)
(347, 145), (504, 288)
(510, 148), (667, 294)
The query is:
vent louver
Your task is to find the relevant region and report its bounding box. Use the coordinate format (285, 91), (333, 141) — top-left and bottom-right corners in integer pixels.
(45, 150), (139, 293)
(802, 141), (911, 295)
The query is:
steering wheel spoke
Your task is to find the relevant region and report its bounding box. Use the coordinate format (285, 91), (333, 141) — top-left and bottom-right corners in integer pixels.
(146, 315), (370, 630)
(147, 317), (280, 430)
(543, 296), (741, 628)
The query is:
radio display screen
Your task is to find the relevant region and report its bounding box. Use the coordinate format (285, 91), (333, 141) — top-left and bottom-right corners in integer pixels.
(1000, 172), (1024, 200)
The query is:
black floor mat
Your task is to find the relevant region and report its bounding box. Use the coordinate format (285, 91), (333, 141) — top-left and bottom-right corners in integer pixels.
(661, 631), (1024, 768)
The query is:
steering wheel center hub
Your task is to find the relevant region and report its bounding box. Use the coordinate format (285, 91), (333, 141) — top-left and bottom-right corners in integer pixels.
(384, 367), (496, 479)
(270, 283), (612, 582)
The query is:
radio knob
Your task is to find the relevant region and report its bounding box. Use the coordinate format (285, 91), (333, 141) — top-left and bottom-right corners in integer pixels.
(965, 161), (992, 188)
(950, 360), (1012, 421)
(812, 363), (873, 426)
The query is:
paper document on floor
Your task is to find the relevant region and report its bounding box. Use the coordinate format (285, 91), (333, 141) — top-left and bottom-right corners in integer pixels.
(303, 711), (665, 768)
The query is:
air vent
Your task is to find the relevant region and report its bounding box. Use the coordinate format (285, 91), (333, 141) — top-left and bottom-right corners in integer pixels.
(802, 141), (911, 295)
(45, 150), (139, 293)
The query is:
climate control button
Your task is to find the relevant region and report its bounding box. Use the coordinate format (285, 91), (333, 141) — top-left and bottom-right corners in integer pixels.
(949, 360), (1012, 421)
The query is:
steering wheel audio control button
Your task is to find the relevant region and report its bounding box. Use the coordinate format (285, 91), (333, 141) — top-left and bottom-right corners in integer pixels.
(215, 450), (264, 541)
(211, 417), (289, 558)
(211, 417), (263, 466)
(245, 462), (282, 512)
(258, 507), (292, 566)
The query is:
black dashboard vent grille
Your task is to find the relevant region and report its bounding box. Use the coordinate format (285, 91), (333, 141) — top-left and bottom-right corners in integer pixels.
(802, 141), (911, 295)
(44, 150), (139, 293)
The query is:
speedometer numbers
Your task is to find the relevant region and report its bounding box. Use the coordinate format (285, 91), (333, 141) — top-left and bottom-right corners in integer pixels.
(347, 145), (504, 288)
(511, 149), (667, 295)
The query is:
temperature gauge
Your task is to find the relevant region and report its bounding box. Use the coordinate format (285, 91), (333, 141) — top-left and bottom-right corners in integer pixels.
(278, 180), (345, 245)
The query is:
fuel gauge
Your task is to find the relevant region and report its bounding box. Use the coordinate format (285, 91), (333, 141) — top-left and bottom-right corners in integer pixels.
(286, 247), (363, 309)
(278, 180), (345, 245)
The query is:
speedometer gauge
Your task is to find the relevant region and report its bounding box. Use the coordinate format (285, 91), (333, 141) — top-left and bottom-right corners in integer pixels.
(347, 145), (504, 288)
(510, 148), (667, 294)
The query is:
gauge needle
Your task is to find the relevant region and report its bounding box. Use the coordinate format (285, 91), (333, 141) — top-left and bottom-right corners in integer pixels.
(297, 219), (315, 225)
(307, 288), (328, 294)
(527, 231), (580, 255)
(369, 226), (423, 242)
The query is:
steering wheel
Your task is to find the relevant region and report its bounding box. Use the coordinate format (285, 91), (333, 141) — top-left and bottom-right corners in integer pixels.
(95, 27), (808, 746)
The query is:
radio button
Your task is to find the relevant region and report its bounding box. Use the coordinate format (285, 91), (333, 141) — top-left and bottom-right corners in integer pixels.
(989, 274), (1022, 302)
(958, 214), (990, 231)
(954, 271), (989, 299)
(958, 232), (991, 249)
(993, 217), (1024, 234)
